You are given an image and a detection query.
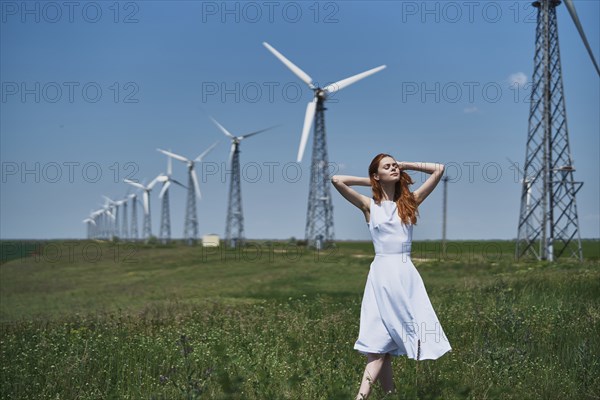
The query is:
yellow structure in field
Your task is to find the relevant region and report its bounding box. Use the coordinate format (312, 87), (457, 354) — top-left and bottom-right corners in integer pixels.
(202, 234), (220, 247)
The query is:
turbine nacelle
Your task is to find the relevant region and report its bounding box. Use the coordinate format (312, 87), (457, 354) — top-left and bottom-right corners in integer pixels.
(315, 89), (327, 100)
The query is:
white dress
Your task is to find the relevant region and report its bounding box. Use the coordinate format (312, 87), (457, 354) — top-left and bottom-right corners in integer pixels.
(354, 198), (452, 360)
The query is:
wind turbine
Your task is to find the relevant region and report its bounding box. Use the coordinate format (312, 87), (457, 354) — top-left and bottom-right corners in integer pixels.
(97, 199), (116, 240)
(84, 209), (103, 239)
(508, 158), (533, 242)
(119, 195), (129, 240)
(157, 141), (218, 246)
(124, 175), (162, 242)
(516, 0), (597, 261)
(82, 217), (96, 239)
(128, 193), (139, 241)
(155, 150), (187, 244)
(90, 209), (104, 239)
(103, 195), (122, 239)
(210, 116), (276, 248)
(263, 41), (386, 249)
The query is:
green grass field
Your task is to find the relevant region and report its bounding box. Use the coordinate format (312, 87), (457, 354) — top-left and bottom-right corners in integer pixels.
(1, 239), (599, 399)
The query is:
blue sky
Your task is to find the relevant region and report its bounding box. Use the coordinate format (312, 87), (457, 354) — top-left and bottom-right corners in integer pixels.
(1, 0), (599, 241)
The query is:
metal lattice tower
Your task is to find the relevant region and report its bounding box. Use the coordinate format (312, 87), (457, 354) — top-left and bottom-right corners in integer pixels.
(159, 189), (171, 244)
(184, 168), (198, 246)
(99, 212), (106, 239)
(130, 195), (139, 241)
(157, 143), (217, 247)
(112, 204), (120, 239)
(142, 193), (152, 242)
(83, 219), (94, 239)
(121, 200), (129, 240)
(516, 0), (583, 261)
(209, 117), (273, 249)
(305, 98), (334, 249)
(225, 142), (244, 248)
(262, 42), (385, 250)
(442, 176), (448, 254)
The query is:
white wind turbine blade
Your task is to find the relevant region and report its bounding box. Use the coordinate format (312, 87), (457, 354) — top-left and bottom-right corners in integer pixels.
(171, 178), (187, 189)
(210, 116), (236, 138)
(142, 191), (149, 215)
(124, 179), (146, 190)
(105, 209), (115, 220)
(298, 98), (318, 162)
(159, 180), (171, 199)
(191, 169), (201, 199)
(167, 151), (173, 176)
(239, 125), (279, 140)
(194, 141), (219, 162)
(157, 148), (190, 163)
(563, 0), (600, 76)
(263, 42), (315, 89)
(148, 174), (163, 190)
(324, 65), (387, 94)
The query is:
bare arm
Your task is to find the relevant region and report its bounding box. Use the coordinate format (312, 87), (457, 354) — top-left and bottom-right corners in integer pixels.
(399, 162), (445, 205)
(330, 175), (371, 213)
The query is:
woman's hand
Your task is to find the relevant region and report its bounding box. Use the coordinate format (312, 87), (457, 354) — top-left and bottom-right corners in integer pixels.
(398, 162), (445, 205)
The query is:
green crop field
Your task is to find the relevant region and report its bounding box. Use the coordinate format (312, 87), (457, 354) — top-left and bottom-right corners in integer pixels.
(1, 239), (599, 399)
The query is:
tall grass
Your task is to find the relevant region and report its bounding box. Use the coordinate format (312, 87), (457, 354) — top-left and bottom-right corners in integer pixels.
(1, 240), (599, 399)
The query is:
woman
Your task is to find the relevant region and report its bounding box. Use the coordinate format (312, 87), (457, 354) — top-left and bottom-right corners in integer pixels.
(331, 153), (451, 399)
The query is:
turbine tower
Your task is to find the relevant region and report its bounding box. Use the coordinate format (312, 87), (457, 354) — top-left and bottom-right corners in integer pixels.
(263, 42), (386, 249)
(124, 176), (161, 242)
(158, 142), (218, 246)
(98, 207), (114, 240)
(155, 151), (187, 244)
(103, 195), (121, 239)
(441, 176), (449, 255)
(120, 196), (129, 240)
(210, 116), (275, 248)
(96, 199), (115, 240)
(88, 209), (103, 239)
(516, 0), (599, 261)
(129, 193), (139, 241)
(82, 217), (96, 239)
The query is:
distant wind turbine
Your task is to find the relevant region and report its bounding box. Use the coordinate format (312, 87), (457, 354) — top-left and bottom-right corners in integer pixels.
(210, 116), (276, 247)
(263, 41), (386, 248)
(155, 149), (187, 244)
(124, 175), (162, 242)
(157, 141), (218, 245)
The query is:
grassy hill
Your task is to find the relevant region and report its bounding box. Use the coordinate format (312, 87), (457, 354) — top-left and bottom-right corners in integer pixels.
(1, 240), (598, 399)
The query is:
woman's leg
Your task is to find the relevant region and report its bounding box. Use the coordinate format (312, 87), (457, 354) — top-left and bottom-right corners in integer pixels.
(355, 353), (389, 400)
(378, 353), (395, 394)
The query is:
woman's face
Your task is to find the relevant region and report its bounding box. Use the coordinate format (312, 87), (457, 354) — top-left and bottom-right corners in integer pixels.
(374, 156), (400, 183)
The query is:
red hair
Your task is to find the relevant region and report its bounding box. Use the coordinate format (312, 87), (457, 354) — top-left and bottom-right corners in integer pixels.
(368, 153), (418, 225)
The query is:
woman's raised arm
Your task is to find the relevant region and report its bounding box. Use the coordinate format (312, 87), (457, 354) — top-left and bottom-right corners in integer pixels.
(330, 175), (371, 212)
(399, 162), (445, 206)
